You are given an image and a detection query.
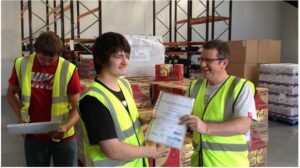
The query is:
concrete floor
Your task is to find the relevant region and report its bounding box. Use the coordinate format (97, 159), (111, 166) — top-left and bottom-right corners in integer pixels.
(1, 96), (298, 167)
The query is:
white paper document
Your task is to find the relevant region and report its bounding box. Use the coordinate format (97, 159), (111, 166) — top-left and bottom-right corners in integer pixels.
(7, 121), (60, 134)
(145, 91), (194, 149)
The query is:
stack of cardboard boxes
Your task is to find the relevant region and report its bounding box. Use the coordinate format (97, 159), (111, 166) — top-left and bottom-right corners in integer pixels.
(226, 40), (281, 85)
(249, 88), (269, 166)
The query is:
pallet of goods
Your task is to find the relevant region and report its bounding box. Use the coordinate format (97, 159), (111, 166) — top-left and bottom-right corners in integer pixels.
(249, 87), (269, 166)
(259, 64), (298, 125)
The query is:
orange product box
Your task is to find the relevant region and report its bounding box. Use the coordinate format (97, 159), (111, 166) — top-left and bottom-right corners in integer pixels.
(150, 81), (187, 105)
(155, 64), (183, 81)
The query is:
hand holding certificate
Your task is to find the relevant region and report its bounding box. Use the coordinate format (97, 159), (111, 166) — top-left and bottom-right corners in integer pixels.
(145, 91), (194, 149)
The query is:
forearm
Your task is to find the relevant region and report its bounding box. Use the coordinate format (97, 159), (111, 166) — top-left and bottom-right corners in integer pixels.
(100, 139), (159, 161)
(64, 108), (79, 130)
(107, 143), (152, 160)
(64, 93), (80, 130)
(204, 117), (251, 136)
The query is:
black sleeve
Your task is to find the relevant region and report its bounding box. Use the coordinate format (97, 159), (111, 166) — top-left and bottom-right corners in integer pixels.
(78, 95), (117, 144)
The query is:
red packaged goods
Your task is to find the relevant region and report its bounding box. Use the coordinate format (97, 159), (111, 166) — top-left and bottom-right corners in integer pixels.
(155, 64), (183, 81)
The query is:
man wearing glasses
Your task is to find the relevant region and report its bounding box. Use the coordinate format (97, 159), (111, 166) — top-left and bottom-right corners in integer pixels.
(180, 40), (256, 167)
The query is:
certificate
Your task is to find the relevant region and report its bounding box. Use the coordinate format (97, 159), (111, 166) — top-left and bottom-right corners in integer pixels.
(7, 121), (60, 134)
(145, 91), (194, 149)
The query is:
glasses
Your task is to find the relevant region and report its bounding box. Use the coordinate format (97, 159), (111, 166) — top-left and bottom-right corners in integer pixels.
(198, 57), (225, 62)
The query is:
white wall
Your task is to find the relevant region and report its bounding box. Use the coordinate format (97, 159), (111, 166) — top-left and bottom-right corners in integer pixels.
(1, 1), (22, 96)
(1, 0), (298, 95)
(232, 1), (282, 40)
(281, 2), (298, 63)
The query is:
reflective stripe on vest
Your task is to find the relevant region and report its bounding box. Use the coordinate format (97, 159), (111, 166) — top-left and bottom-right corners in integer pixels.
(20, 56), (30, 88)
(202, 141), (248, 151)
(190, 79), (203, 99)
(88, 86), (141, 141)
(193, 140), (248, 151)
(119, 77), (132, 95)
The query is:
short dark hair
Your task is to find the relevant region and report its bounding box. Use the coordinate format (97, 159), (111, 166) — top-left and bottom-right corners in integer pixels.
(92, 32), (131, 74)
(202, 40), (230, 59)
(34, 31), (63, 57)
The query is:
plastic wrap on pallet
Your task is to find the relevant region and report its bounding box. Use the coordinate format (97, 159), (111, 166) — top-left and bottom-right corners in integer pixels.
(259, 64), (298, 122)
(124, 35), (165, 77)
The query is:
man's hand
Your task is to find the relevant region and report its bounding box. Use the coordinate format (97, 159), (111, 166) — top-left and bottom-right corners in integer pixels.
(147, 142), (167, 159)
(179, 115), (208, 134)
(49, 125), (68, 140)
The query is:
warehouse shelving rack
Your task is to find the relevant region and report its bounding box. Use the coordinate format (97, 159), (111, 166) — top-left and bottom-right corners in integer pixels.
(153, 0), (172, 42)
(153, 0), (232, 77)
(20, 0), (102, 61)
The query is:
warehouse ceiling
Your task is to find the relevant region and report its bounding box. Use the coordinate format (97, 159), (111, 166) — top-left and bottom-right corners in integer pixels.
(284, 0), (298, 8)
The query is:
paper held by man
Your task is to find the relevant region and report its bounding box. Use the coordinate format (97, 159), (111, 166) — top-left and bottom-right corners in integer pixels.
(145, 91), (195, 149)
(7, 121), (60, 134)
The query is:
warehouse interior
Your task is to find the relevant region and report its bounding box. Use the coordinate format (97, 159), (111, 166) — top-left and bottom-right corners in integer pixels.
(1, 0), (299, 167)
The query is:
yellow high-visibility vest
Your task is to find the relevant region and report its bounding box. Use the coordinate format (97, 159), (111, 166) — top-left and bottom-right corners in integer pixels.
(189, 76), (255, 167)
(15, 53), (76, 139)
(78, 78), (148, 167)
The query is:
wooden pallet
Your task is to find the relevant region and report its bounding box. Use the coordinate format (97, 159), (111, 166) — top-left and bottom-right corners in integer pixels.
(269, 116), (298, 126)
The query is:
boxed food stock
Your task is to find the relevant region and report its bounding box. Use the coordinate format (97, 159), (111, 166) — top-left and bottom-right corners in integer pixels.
(226, 39), (281, 64)
(155, 64), (184, 81)
(77, 54), (96, 80)
(130, 82), (152, 109)
(259, 64), (298, 122)
(150, 81), (188, 104)
(124, 35), (165, 77)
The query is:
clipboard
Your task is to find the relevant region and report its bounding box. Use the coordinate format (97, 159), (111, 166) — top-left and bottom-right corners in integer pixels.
(7, 121), (60, 134)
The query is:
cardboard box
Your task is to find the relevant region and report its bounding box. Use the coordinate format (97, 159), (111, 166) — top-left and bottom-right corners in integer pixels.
(258, 40), (281, 63)
(148, 147), (180, 167)
(227, 63), (259, 85)
(125, 35), (165, 77)
(248, 147), (268, 167)
(150, 81), (188, 104)
(226, 40), (258, 64)
(130, 82), (152, 109)
(155, 64), (184, 81)
(256, 87), (268, 106)
(138, 108), (154, 125)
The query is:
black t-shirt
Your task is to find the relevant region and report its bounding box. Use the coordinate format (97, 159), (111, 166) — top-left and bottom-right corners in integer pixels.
(78, 79), (129, 144)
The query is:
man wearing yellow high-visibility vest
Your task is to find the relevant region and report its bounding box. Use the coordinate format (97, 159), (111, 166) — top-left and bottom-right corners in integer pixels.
(6, 31), (81, 166)
(77, 32), (163, 167)
(180, 40), (256, 167)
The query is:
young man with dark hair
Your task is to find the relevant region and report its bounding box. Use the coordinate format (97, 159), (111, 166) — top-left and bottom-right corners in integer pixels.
(180, 40), (256, 167)
(78, 32), (163, 167)
(7, 31), (81, 166)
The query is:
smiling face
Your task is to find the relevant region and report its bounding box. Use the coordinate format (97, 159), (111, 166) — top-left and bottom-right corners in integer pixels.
(103, 50), (129, 77)
(199, 48), (228, 83)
